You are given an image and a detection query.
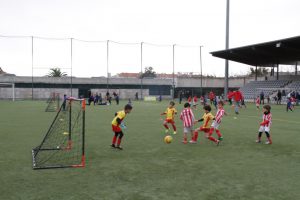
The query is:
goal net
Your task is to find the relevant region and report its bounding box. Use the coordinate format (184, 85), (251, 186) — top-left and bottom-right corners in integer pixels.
(32, 98), (86, 169)
(45, 93), (60, 112)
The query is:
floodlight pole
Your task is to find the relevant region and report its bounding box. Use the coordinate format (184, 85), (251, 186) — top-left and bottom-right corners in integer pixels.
(140, 42), (143, 100)
(31, 36), (34, 100)
(106, 40), (109, 90)
(70, 38), (73, 96)
(200, 46), (203, 96)
(172, 44), (176, 99)
(225, 0), (230, 98)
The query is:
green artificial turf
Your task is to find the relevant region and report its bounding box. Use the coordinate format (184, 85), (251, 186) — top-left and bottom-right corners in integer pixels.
(0, 100), (299, 200)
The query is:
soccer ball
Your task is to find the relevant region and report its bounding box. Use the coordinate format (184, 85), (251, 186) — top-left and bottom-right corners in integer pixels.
(164, 135), (173, 144)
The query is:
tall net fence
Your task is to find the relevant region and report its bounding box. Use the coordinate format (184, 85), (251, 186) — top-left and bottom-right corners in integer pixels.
(0, 35), (206, 100)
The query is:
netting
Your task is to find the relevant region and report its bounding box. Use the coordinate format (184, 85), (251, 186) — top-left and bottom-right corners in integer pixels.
(32, 98), (85, 169)
(45, 93), (60, 112)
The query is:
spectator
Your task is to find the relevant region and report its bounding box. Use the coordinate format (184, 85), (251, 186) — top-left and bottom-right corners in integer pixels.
(99, 93), (102, 104)
(94, 93), (99, 105)
(88, 94), (94, 106)
(179, 91), (183, 104)
(260, 91), (265, 105)
(115, 94), (119, 105)
(227, 90), (233, 105)
(209, 91), (215, 106)
(135, 92), (139, 100)
(277, 90), (282, 105)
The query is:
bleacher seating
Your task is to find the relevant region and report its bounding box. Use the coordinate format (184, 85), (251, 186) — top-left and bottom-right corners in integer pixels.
(285, 81), (300, 90)
(240, 80), (289, 100)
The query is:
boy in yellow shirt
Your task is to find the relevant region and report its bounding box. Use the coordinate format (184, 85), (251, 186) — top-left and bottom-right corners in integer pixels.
(161, 101), (177, 134)
(111, 104), (133, 150)
(191, 105), (220, 145)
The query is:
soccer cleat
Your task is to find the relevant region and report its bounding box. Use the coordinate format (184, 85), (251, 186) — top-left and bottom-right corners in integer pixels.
(216, 140), (220, 146)
(111, 144), (116, 148)
(189, 140), (197, 144)
(255, 140), (261, 143)
(116, 146), (123, 150)
(265, 141), (272, 145)
(165, 129), (170, 133)
(173, 131), (177, 135)
(218, 137), (223, 141)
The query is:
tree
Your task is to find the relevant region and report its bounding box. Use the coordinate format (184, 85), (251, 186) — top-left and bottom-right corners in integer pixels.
(249, 67), (269, 76)
(47, 68), (67, 77)
(140, 67), (156, 78)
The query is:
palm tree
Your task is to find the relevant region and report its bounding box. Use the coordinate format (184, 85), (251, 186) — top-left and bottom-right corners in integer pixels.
(47, 68), (67, 77)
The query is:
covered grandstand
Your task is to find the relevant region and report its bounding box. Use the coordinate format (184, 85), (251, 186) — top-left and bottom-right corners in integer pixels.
(211, 36), (300, 101)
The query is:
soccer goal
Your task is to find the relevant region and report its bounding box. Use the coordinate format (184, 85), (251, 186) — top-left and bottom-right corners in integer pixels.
(0, 82), (15, 101)
(32, 98), (86, 169)
(45, 93), (60, 112)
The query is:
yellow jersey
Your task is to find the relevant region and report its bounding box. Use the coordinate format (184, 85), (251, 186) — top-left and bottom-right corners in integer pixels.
(112, 110), (126, 126)
(165, 107), (177, 120)
(201, 112), (214, 128)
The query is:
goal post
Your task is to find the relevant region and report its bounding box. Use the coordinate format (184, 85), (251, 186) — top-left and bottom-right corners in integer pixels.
(0, 82), (15, 101)
(45, 92), (60, 112)
(32, 98), (86, 169)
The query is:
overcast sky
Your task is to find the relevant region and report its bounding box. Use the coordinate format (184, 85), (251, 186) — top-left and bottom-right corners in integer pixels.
(0, 0), (299, 77)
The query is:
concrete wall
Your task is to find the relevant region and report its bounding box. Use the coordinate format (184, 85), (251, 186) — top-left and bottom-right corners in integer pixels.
(176, 77), (261, 88)
(90, 89), (150, 99)
(0, 75), (262, 100)
(0, 76), (172, 86)
(0, 88), (78, 100)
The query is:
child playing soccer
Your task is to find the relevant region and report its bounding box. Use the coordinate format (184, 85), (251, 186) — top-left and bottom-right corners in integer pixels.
(256, 105), (272, 145)
(193, 95), (198, 109)
(255, 96), (260, 110)
(180, 103), (195, 144)
(286, 97), (293, 112)
(111, 104), (133, 150)
(191, 105), (218, 144)
(161, 101), (177, 134)
(208, 101), (227, 143)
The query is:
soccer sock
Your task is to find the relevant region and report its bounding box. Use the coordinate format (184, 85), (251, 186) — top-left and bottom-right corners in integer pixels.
(208, 136), (218, 143)
(117, 132), (124, 146)
(257, 132), (262, 141)
(193, 131), (199, 141)
(172, 124), (177, 131)
(265, 132), (272, 143)
(209, 128), (214, 135)
(112, 136), (117, 145)
(117, 137), (122, 146)
(216, 130), (222, 138)
(183, 135), (187, 142)
(164, 124), (169, 129)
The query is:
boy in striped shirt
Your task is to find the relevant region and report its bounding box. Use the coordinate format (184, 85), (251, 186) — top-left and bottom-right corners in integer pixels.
(180, 103), (195, 144)
(208, 101), (227, 144)
(256, 105), (272, 144)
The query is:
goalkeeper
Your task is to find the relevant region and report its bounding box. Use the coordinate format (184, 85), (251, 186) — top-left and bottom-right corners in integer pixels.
(111, 104), (133, 150)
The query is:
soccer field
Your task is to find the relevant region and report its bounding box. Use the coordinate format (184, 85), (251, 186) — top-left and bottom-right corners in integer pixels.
(0, 100), (299, 200)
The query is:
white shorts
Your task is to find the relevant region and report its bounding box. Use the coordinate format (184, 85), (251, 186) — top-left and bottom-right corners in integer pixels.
(184, 126), (193, 133)
(259, 126), (270, 132)
(211, 121), (221, 129)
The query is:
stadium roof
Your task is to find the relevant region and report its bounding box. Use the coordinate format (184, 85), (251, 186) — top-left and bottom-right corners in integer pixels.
(210, 36), (300, 67)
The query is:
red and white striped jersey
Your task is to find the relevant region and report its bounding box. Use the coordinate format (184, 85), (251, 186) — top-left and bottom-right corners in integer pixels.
(180, 108), (195, 127)
(262, 112), (272, 127)
(215, 108), (225, 124)
(256, 97), (260, 104)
